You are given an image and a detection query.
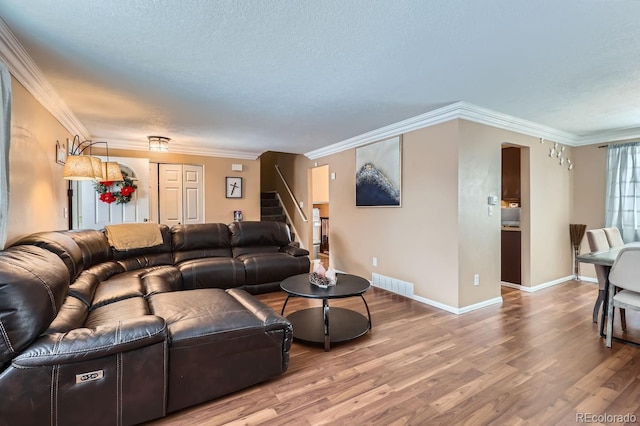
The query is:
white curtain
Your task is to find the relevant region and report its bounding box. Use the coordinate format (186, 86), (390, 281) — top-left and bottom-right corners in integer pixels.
(0, 62), (11, 249)
(605, 142), (640, 242)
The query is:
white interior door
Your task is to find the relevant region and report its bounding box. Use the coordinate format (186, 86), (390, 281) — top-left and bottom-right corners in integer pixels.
(78, 156), (150, 230)
(183, 164), (204, 224)
(159, 163), (184, 226)
(148, 162), (159, 223)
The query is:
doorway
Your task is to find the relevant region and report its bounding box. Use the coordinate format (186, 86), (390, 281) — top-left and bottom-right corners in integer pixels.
(311, 164), (330, 269)
(76, 156), (150, 229)
(150, 163), (205, 226)
(500, 144), (530, 288)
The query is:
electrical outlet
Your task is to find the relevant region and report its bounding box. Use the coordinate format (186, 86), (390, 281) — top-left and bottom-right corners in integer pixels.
(372, 257), (378, 267)
(474, 274), (480, 286)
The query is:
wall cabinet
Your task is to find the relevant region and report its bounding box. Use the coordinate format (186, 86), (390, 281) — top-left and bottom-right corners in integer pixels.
(501, 147), (521, 202)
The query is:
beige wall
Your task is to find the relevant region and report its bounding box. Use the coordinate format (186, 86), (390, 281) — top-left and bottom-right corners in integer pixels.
(457, 121), (501, 306)
(457, 121), (572, 300)
(95, 147), (261, 224)
(311, 165), (329, 203)
(260, 151), (278, 191)
(277, 119), (576, 309)
(311, 121), (462, 307)
(6, 77), (72, 245)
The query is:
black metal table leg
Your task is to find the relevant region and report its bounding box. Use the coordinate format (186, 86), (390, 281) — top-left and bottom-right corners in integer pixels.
(323, 298), (330, 351)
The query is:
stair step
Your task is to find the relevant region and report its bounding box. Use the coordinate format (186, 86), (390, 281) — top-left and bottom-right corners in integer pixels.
(260, 192), (277, 200)
(261, 206), (283, 215)
(262, 214), (287, 223)
(260, 199), (280, 208)
(259, 191), (298, 244)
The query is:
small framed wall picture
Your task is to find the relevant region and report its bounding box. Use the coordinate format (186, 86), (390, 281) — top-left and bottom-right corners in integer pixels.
(55, 140), (67, 165)
(226, 176), (243, 198)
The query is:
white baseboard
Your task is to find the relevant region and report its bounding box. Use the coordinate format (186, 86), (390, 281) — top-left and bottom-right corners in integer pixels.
(501, 275), (583, 293)
(367, 277), (503, 315)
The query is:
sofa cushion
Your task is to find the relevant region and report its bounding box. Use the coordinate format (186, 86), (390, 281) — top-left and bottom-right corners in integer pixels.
(177, 257), (245, 290)
(92, 273), (146, 309)
(147, 288), (292, 412)
(68, 271), (100, 307)
(148, 289), (268, 344)
(64, 229), (112, 269)
(85, 297), (150, 329)
(229, 221), (291, 257)
(84, 261), (125, 282)
(237, 252), (311, 285)
(91, 266), (182, 309)
(12, 231), (84, 281)
(0, 246), (70, 366)
(142, 266), (183, 295)
(45, 297), (88, 334)
(171, 223), (232, 263)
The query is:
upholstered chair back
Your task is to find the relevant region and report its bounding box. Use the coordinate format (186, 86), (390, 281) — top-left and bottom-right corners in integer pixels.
(587, 229), (610, 290)
(603, 227), (624, 247)
(609, 247), (640, 293)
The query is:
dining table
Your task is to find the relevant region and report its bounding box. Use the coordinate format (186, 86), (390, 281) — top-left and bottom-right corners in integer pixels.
(577, 242), (640, 346)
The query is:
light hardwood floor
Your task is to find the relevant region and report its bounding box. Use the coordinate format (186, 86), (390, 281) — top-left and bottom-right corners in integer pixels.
(148, 280), (640, 425)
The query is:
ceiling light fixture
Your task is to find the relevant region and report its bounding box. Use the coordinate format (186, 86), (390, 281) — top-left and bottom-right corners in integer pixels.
(148, 136), (170, 152)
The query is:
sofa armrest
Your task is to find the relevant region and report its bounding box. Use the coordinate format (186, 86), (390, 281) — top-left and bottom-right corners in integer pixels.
(226, 288), (292, 332)
(280, 245), (309, 257)
(13, 316), (167, 367)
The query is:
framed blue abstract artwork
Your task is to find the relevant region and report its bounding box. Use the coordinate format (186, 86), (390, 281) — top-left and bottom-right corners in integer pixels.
(355, 136), (402, 207)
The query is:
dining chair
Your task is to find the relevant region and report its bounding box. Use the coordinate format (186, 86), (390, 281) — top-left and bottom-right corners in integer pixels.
(604, 227), (624, 247)
(605, 247), (640, 347)
(587, 229), (611, 322)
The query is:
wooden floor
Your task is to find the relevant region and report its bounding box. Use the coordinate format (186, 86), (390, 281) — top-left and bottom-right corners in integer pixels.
(148, 280), (640, 425)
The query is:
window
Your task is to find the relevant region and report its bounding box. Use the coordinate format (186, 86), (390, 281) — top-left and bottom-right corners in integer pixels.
(605, 142), (640, 242)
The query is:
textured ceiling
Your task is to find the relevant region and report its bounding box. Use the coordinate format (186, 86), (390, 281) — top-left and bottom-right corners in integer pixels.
(1, 0), (640, 158)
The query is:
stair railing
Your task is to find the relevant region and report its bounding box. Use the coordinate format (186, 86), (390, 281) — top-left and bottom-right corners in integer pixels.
(274, 165), (308, 223)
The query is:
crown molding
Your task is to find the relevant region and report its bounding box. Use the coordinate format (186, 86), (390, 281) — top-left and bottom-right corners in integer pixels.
(305, 101), (582, 160)
(105, 138), (261, 160)
(0, 18), (91, 140)
(571, 127), (640, 146)
(454, 101), (578, 145)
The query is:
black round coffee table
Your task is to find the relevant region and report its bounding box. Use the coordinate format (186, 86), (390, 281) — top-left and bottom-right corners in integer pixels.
(280, 273), (371, 351)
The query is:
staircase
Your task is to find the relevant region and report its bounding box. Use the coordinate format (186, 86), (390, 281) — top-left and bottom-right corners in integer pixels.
(260, 191), (298, 244)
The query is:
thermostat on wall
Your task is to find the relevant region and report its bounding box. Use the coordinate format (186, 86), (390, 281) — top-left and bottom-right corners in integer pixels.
(232, 164), (243, 172)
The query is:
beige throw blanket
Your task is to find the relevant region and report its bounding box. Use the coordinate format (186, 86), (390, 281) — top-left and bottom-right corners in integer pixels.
(104, 223), (163, 251)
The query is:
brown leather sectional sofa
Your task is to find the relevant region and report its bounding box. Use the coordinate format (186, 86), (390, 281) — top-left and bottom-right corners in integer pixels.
(0, 221), (309, 426)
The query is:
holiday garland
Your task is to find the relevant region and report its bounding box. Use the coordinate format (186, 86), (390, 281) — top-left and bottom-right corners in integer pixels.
(94, 171), (137, 204)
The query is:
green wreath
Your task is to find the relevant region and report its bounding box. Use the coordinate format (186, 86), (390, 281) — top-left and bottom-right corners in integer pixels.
(94, 171), (137, 204)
